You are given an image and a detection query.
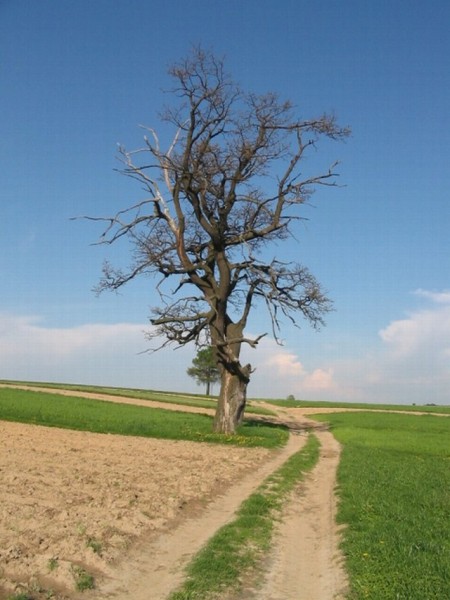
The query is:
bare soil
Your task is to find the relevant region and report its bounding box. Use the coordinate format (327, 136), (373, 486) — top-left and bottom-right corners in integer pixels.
(0, 386), (348, 599)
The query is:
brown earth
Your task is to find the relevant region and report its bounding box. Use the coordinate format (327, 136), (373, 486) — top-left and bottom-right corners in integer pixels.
(0, 386), (349, 599)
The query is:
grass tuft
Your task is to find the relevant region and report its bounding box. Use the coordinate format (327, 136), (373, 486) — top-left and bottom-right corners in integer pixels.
(47, 557), (59, 571)
(86, 537), (102, 555)
(71, 566), (95, 592)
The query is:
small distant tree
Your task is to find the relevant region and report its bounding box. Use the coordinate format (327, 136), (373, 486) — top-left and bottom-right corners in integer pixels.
(87, 48), (350, 433)
(187, 346), (221, 395)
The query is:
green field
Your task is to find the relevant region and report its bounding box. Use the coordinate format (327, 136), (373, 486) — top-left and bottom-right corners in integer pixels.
(265, 397), (450, 414)
(0, 380), (274, 415)
(0, 387), (287, 448)
(312, 411), (450, 599)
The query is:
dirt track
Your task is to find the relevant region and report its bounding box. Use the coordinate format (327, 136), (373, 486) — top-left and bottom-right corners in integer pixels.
(0, 385), (348, 599)
(240, 429), (348, 600)
(94, 433), (310, 600)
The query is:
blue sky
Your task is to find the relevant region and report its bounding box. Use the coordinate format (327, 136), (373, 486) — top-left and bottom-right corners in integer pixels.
(1, 0), (449, 403)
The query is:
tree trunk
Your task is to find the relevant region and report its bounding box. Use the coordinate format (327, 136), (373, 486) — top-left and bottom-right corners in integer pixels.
(213, 364), (251, 434)
(206, 380), (211, 396)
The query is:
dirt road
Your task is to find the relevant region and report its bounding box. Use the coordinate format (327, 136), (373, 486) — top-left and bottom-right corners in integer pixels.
(240, 428), (348, 600)
(94, 433), (309, 600)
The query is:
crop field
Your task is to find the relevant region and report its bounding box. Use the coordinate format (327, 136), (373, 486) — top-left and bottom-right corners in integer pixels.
(0, 380), (274, 415)
(266, 397), (450, 414)
(0, 387), (287, 448)
(312, 411), (450, 599)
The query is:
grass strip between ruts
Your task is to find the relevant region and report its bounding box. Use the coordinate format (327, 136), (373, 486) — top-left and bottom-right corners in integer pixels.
(169, 433), (320, 600)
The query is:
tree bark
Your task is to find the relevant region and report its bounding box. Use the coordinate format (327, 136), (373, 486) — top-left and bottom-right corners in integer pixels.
(213, 364), (251, 434)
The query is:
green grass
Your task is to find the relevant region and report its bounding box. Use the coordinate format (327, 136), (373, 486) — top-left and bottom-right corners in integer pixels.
(86, 537), (102, 555)
(71, 566), (95, 591)
(169, 434), (320, 599)
(0, 387), (287, 448)
(262, 398), (450, 414)
(312, 411), (450, 599)
(47, 557), (59, 572)
(0, 380), (274, 415)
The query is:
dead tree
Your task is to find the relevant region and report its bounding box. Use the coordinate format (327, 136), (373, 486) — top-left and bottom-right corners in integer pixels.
(90, 48), (350, 434)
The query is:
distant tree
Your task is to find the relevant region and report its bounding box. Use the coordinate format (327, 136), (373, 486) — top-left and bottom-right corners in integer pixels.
(287, 394), (296, 402)
(88, 47), (349, 434)
(187, 346), (221, 396)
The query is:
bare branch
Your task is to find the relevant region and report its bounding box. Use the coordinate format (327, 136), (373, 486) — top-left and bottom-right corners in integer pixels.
(84, 47), (349, 432)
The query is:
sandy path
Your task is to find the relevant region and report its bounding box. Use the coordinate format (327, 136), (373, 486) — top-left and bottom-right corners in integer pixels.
(241, 428), (348, 600)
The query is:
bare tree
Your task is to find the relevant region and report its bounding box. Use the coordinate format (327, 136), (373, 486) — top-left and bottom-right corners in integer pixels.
(89, 48), (350, 434)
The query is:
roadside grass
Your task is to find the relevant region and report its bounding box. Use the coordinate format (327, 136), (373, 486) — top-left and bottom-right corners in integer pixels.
(0, 380), (274, 416)
(312, 411), (450, 600)
(262, 398), (450, 414)
(0, 387), (287, 448)
(169, 433), (320, 600)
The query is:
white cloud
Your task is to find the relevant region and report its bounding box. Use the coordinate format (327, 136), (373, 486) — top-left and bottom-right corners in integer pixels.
(371, 291), (450, 403)
(251, 289), (450, 404)
(246, 338), (345, 400)
(379, 303), (450, 359)
(0, 313), (344, 401)
(303, 368), (336, 391)
(0, 313), (193, 391)
(0, 314), (145, 361)
(264, 352), (305, 376)
(414, 289), (450, 304)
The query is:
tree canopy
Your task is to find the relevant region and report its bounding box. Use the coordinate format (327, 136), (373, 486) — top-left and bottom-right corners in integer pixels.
(187, 346), (221, 396)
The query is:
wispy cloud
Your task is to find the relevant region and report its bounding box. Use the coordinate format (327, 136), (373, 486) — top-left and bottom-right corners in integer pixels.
(0, 313), (190, 389)
(18, 229), (37, 253)
(303, 368), (336, 391)
(365, 290), (450, 402)
(414, 289), (450, 304)
(0, 314), (145, 360)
